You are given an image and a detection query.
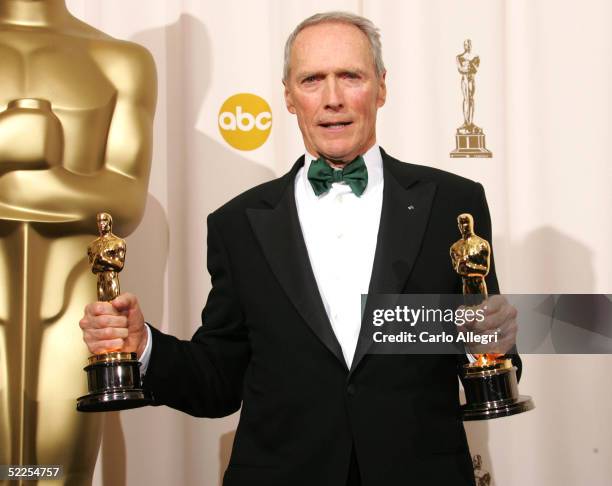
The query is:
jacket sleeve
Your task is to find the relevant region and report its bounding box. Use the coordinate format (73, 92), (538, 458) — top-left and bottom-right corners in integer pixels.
(143, 213), (251, 417)
(457, 182), (523, 382)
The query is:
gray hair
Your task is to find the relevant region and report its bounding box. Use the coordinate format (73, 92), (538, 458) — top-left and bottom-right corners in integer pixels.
(282, 11), (385, 82)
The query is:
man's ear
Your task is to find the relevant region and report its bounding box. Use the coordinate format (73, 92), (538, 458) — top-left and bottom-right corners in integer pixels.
(377, 71), (387, 108)
(284, 80), (297, 114)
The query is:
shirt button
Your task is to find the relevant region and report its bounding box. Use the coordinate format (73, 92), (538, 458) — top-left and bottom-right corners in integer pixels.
(336, 233), (343, 239)
(347, 384), (356, 396)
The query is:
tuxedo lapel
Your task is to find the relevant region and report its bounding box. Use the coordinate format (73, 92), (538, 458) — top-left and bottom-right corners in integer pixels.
(246, 158), (348, 370)
(350, 152), (438, 374)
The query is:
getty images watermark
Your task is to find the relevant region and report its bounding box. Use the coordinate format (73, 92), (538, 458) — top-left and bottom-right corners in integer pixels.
(363, 294), (612, 355)
(371, 304), (497, 346)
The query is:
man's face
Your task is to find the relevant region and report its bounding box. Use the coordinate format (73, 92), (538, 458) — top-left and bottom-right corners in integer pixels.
(464, 39), (472, 52)
(284, 22), (386, 163)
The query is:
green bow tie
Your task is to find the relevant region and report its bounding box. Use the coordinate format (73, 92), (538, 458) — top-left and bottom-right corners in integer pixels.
(307, 156), (368, 197)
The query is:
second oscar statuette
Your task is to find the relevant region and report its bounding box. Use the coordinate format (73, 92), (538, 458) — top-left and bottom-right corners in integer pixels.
(450, 213), (534, 420)
(76, 212), (150, 412)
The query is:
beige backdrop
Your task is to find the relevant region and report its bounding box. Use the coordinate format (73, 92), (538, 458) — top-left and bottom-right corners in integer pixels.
(62, 0), (612, 484)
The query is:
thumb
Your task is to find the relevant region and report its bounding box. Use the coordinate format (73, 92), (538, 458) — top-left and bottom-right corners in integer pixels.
(111, 292), (137, 313)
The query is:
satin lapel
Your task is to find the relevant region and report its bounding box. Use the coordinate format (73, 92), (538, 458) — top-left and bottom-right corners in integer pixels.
(349, 160), (437, 375)
(246, 169), (348, 371)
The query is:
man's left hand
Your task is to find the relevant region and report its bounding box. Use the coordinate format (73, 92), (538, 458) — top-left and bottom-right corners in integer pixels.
(462, 295), (518, 355)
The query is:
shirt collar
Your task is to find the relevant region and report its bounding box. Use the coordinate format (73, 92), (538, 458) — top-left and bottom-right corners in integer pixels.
(302, 144), (384, 197)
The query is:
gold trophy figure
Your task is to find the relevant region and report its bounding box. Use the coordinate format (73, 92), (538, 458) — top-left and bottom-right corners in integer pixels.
(450, 213), (502, 366)
(450, 40), (493, 158)
(88, 213), (126, 303)
(0, 0), (156, 482)
(77, 213), (149, 412)
(457, 41), (480, 134)
(451, 213), (490, 294)
(451, 213), (534, 420)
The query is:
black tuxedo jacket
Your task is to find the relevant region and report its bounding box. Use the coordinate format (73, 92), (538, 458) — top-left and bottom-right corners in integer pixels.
(144, 149), (520, 486)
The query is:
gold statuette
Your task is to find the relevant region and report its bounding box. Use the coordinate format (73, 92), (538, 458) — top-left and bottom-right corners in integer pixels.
(450, 213), (500, 365)
(77, 213), (150, 412)
(88, 212), (126, 303)
(450, 40), (493, 158)
(451, 213), (533, 420)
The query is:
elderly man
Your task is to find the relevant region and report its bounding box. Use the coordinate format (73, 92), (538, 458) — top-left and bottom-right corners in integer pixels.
(80, 11), (519, 486)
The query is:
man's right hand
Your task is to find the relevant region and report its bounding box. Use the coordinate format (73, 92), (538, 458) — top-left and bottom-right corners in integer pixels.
(79, 292), (148, 358)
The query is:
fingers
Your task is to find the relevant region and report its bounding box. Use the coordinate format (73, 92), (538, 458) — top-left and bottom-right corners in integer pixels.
(469, 298), (517, 332)
(80, 314), (129, 354)
(462, 298), (518, 355)
(79, 314), (128, 330)
(81, 324), (128, 354)
(111, 292), (139, 313)
(84, 301), (120, 318)
(456, 305), (484, 329)
(88, 327), (129, 340)
(461, 296), (505, 330)
(476, 307), (516, 332)
(482, 295), (506, 316)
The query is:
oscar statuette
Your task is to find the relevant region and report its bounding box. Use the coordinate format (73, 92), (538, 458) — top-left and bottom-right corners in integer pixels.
(450, 213), (534, 420)
(450, 39), (493, 158)
(77, 213), (150, 412)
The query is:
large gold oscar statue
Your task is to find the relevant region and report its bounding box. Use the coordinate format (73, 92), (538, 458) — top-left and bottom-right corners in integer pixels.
(0, 1), (156, 484)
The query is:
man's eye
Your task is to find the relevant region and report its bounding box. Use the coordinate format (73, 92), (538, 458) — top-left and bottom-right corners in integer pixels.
(342, 72), (360, 79)
(302, 76), (317, 83)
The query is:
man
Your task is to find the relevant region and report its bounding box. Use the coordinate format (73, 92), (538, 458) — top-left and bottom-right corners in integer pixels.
(80, 12), (519, 486)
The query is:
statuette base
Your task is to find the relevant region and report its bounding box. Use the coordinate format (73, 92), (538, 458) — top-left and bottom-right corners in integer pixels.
(450, 132), (492, 158)
(77, 352), (150, 412)
(461, 361), (534, 421)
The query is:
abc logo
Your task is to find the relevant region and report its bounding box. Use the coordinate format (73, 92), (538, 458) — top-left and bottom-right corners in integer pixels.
(218, 93), (272, 151)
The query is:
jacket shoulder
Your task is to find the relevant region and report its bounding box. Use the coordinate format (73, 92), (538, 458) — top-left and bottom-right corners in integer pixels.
(384, 152), (482, 193)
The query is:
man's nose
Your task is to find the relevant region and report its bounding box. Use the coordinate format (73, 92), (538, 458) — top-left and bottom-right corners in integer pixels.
(323, 78), (344, 110)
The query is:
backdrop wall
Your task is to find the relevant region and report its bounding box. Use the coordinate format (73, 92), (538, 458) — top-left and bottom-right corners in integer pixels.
(63, 1), (612, 484)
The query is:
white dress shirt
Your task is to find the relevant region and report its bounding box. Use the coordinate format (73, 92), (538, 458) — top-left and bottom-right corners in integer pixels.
(294, 145), (384, 368)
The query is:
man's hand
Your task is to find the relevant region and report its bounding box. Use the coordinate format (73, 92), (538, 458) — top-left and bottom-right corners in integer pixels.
(461, 295), (518, 355)
(79, 292), (148, 358)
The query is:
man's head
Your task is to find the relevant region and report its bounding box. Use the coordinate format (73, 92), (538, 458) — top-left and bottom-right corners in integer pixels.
(464, 39), (472, 52)
(457, 213), (474, 238)
(97, 212), (112, 235)
(283, 12), (387, 164)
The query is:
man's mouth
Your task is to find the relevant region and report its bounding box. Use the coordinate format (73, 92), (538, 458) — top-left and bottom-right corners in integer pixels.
(319, 121), (353, 129)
